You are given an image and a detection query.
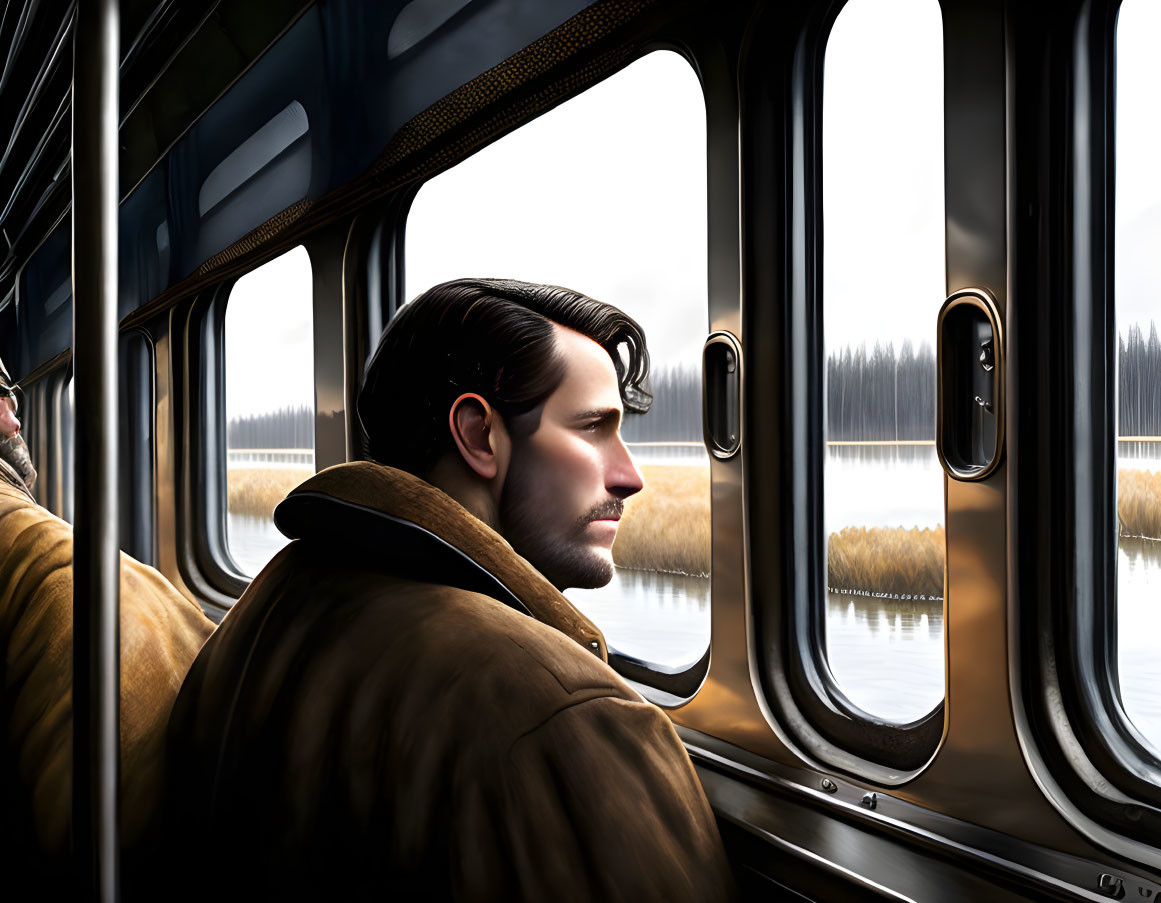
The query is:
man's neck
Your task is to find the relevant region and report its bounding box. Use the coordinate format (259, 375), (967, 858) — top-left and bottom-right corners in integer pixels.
(424, 456), (501, 531)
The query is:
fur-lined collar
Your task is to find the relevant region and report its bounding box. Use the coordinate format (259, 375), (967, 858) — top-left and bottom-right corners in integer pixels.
(274, 462), (608, 662)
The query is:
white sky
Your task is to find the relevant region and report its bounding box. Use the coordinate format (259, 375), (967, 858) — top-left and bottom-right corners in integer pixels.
(406, 50), (708, 368)
(1116, 0), (1161, 335)
(225, 245), (314, 421)
(222, 0), (1160, 417)
(823, 0), (945, 353)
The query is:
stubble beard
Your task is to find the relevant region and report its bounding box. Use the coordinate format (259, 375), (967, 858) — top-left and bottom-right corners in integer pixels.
(499, 482), (622, 591)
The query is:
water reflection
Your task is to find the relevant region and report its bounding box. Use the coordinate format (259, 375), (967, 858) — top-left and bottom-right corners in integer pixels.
(227, 513), (291, 577)
(826, 443), (945, 723)
(567, 567), (710, 670)
(826, 591), (944, 723)
(1116, 441), (1161, 465)
(826, 444), (944, 533)
(1116, 537), (1161, 752)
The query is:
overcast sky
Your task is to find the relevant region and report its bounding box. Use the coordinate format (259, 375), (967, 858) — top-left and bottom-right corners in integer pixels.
(1116, 0), (1161, 336)
(823, 0), (944, 354)
(224, 0), (1158, 420)
(405, 49), (707, 369)
(225, 245), (313, 422)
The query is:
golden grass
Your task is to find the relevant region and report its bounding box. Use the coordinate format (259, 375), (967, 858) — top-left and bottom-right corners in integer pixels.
(827, 526), (945, 600)
(613, 464), (711, 577)
(227, 468), (312, 519)
(1118, 469), (1161, 540)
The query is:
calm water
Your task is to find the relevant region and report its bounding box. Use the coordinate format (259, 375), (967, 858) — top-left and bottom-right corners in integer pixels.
(224, 443), (1160, 747)
(825, 444), (945, 721)
(566, 569), (710, 669)
(226, 513), (292, 577)
(1116, 538), (1161, 752)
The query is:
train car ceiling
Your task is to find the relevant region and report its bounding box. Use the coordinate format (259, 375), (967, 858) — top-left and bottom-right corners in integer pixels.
(4, 0), (651, 381)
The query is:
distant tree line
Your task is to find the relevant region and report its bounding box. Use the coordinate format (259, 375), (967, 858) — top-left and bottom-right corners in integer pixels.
(622, 364), (702, 442)
(1120, 323), (1161, 437)
(225, 325), (1161, 450)
(228, 405), (314, 449)
(827, 340), (937, 441)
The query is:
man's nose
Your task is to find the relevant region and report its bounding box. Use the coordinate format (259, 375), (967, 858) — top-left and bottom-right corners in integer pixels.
(1, 401), (18, 437)
(608, 434), (644, 499)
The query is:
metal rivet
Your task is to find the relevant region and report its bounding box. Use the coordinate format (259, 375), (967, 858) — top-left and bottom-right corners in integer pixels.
(820, 778), (838, 794)
(860, 792), (877, 810)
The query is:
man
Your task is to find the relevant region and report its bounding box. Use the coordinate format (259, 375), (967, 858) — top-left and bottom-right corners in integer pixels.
(161, 279), (734, 901)
(0, 357), (215, 895)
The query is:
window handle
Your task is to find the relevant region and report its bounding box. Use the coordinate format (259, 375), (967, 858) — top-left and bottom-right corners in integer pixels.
(936, 288), (1004, 481)
(702, 331), (742, 460)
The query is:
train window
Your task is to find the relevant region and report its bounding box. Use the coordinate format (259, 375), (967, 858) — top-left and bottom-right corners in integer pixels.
(223, 246), (315, 577)
(1114, 0), (1161, 753)
(822, 0), (945, 722)
(404, 50), (710, 674)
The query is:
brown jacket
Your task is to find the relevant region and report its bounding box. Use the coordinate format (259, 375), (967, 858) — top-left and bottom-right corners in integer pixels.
(162, 463), (733, 902)
(0, 481), (215, 890)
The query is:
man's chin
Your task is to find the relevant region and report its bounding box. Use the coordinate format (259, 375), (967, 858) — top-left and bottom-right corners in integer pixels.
(548, 547), (615, 591)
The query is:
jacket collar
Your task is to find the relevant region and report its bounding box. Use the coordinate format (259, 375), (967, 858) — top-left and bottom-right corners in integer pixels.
(0, 455), (33, 500)
(274, 462), (608, 662)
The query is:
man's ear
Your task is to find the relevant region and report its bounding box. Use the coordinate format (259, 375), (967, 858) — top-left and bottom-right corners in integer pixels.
(448, 393), (508, 480)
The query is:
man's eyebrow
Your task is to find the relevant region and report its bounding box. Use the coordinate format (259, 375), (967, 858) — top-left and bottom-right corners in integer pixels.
(570, 407), (622, 424)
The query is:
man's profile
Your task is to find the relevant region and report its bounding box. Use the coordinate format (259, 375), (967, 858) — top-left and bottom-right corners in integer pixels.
(161, 279), (734, 902)
(358, 278), (650, 590)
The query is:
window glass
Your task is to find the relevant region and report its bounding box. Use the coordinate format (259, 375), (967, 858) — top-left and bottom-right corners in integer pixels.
(405, 50), (710, 670)
(822, 0), (945, 722)
(224, 246), (315, 576)
(1115, 0), (1161, 752)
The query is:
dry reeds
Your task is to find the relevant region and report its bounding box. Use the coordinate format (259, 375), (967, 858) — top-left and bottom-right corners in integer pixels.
(227, 468), (312, 519)
(613, 464), (711, 577)
(1118, 469), (1161, 540)
(827, 526), (945, 600)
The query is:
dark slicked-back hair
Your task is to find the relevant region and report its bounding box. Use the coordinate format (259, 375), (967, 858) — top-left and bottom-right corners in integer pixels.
(358, 278), (652, 476)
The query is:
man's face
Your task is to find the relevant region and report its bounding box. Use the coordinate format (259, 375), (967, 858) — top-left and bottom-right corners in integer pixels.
(0, 391), (19, 439)
(499, 325), (645, 590)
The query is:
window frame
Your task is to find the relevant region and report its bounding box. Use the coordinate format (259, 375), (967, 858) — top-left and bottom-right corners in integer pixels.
(176, 282), (251, 605)
(178, 243), (325, 603)
(390, 43), (717, 702)
(743, 0), (945, 783)
(1009, 0), (1161, 865)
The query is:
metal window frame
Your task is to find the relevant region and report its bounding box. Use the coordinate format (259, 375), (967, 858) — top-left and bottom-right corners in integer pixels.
(173, 281), (250, 610)
(742, 0), (945, 782)
(1007, 0), (1161, 867)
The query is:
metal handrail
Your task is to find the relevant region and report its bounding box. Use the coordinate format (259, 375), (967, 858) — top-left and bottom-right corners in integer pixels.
(72, 1), (120, 899)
